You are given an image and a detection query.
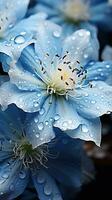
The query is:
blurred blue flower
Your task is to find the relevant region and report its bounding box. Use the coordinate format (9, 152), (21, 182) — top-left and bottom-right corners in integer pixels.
(0, 0), (47, 65)
(31, 0), (112, 34)
(0, 22), (112, 147)
(0, 105), (90, 200)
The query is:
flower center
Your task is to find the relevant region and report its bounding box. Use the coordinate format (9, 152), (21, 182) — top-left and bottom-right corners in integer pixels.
(45, 53), (87, 97)
(13, 138), (48, 168)
(60, 0), (90, 22)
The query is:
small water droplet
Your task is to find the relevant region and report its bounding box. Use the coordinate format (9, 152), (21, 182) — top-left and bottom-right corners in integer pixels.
(19, 171), (26, 179)
(38, 122), (44, 131)
(33, 102), (39, 108)
(81, 124), (89, 133)
(106, 64), (110, 68)
(14, 35), (25, 44)
(44, 182), (52, 195)
(91, 100), (96, 104)
(84, 54), (88, 59)
(53, 30), (61, 37)
(10, 184), (14, 191)
(0, 192), (4, 195)
(37, 173), (45, 183)
(34, 117), (38, 123)
(39, 108), (45, 115)
(36, 133), (40, 138)
(54, 114), (60, 121)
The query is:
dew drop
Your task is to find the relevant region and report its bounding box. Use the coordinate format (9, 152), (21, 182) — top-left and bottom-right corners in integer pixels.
(38, 122), (44, 131)
(54, 114), (60, 121)
(34, 117), (38, 123)
(91, 100), (96, 104)
(14, 35), (25, 44)
(19, 171), (26, 179)
(39, 108), (45, 115)
(36, 133), (40, 138)
(33, 102), (39, 108)
(37, 173), (45, 183)
(44, 182), (52, 195)
(10, 184), (14, 191)
(81, 124), (89, 133)
(53, 30), (61, 37)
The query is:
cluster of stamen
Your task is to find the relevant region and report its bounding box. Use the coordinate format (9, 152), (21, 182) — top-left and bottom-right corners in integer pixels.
(13, 137), (48, 169)
(38, 51), (87, 99)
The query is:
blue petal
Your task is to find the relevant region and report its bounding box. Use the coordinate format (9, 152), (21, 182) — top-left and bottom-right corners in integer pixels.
(46, 135), (84, 188)
(0, 0), (30, 37)
(25, 96), (56, 148)
(32, 168), (63, 200)
(65, 117), (101, 146)
(0, 105), (25, 140)
(54, 97), (86, 131)
(34, 20), (62, 68)
(102, 45), (112, 61)
(86, 61), (112, 85)
(0, 13), (47, 64)
(62, 29), (99, 66)
(74, 81), (112, 118)
(9, 60), (45, 91)
(0, 159), (29, 199)
(0, 82), (47, 112)
(90, 3), (112, 31)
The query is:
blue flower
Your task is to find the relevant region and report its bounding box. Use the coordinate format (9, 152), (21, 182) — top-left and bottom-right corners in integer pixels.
(0, 0), (47, 67)
(30, 0), (112, 34)
(0, 22), (112, 147)
(0, 105), (91, 200)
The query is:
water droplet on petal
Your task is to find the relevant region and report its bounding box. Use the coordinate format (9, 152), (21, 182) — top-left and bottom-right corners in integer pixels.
(44, 182), (52, 195)
(81, 124), (89, 133)
(33, 102), (39, 108)
(54, 114), (60, 121)
(36, 133), (40, 138)
(39, 108), (45, 115)
(10, 184), (14, 191)
(14, 35), (25, 44)
(37, 173), (45, 183)
(91, 100), (96, 104)
(34, 117), (39, 123)
(19, 171), (26, 179)
(53, 30), (61, 37)
(38, 122), (44, 131)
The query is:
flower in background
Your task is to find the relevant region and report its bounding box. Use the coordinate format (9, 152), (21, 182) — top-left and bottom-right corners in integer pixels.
(0, 0), (47, 67)
(101, 45), (112, 85)
(0, 105), (92, 200)
(0, 21), (112, 147)
(30, 0), (112, 34)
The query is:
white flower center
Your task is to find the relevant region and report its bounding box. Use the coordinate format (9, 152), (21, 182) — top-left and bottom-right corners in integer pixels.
(45, 52), (87, 97)
(60, 0), (90, 22)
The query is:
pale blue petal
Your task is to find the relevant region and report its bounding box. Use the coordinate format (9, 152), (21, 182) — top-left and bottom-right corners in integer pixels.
(0, 0), (30, 37)
(0, 13), (47, 62)
(62, 29), (99, 66)
(73, 81), (112, 118)
(86, 61), (112, 85)
(102, 45), (112, 61)
(54, 97), (85, 131)
(9, 61), (45, 91)
(0, 159), (29, 199)
(34, 20), (62, 68)
(65, 117), (101, 146)
(32, 169), (63, 200)
(0, 82), (47, 112)
(25, 96), (56, 148)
